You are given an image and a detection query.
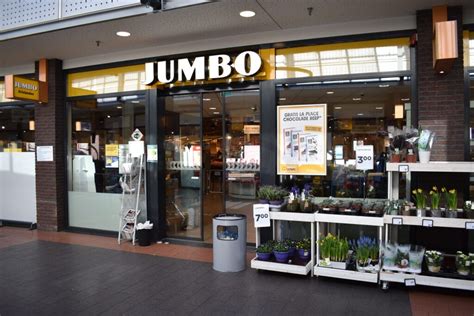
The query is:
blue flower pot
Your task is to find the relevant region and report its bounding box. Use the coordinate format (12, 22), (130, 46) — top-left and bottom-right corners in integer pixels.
(298, 248), (310, 260)
(288, 247), (296, 257)
(257, 252), (272, 261)
(273, 250), (290, 263)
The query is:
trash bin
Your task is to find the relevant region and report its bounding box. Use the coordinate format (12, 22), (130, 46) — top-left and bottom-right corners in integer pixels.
(136, 229), (151, 246)
(213, 214), (247, 272)
(136, 221), (153, 246)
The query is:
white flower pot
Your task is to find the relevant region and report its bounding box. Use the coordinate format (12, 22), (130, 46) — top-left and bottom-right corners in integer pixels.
(418, 150), (431, 163)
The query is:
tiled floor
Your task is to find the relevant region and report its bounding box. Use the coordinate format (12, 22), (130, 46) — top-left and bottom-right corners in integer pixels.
(0, 226), (473, 316)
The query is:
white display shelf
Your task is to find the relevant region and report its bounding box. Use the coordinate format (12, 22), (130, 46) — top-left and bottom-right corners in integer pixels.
(380, 271), (474, 291)
(315, 213), (384, 227)
(384, 215), (474, 229)
(270, 211), (315, 222)
(251, 257), (312, 275)
(386, 162), (474, 173)
(315, 266), (379, 283)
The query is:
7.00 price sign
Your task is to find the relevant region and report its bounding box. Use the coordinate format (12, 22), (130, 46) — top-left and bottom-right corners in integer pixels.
(253, 204), (270, 228)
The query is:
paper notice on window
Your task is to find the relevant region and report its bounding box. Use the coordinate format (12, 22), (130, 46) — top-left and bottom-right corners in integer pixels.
(36, 146), (53, 162)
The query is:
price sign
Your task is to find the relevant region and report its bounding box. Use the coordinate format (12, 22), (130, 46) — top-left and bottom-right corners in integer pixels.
(253, 204), (270, 228)
(466, 222), (474, 230)
(404, 278), (416, 287)
(422, 219), (433, 227)
(356, 145), (374, 170)
(398, 165), (409, 173)
(392, 217), (403, 225)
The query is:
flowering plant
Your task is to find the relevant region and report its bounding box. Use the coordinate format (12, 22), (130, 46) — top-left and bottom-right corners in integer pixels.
(425, 250), (443, 266)
(412, 188), (427, 209)
(443, 187), (457, 210)
(429, 186), (440, 210)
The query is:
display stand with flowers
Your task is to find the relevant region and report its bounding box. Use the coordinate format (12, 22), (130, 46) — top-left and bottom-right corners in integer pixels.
(383, 161), (474, 291)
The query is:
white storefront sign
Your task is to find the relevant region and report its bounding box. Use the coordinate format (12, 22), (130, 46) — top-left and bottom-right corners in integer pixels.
(144, 51), (262, 85)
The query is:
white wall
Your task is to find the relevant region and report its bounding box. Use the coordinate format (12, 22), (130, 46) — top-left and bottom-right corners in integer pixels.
(0, 152), (36, 223)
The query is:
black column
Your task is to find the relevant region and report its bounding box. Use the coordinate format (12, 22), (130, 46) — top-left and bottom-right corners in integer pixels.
(146, 88), (165, 241)
(260, 80), (277, 186)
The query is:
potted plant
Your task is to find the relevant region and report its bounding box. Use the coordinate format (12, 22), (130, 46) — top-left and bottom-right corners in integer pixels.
(257, 185), (271, 204)
(299, 186), (313, 213)
(424, 250), (443, 273)
(296, 238), (311, 260)
(272, 187), (288, 205)
(390, 148), (401, 163)
(273, 241), (290, 263)
(284, 239), (297, 257)
(319, 233), (349, 269)
(412, 188), (427, 217)
(443, 187), (458, 218)
(455, 251), (471, 276)
(417, 128), (435, 163)
(429, 187), (442, 217)
(351, 236), (379, 272)
(256, 243), (273, 261)
(464, 201), (474, 219)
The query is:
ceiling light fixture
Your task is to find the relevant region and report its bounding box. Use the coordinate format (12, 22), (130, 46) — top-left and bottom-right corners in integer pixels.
(213, 112), (220, 115)
(357, 113), (364, 116)
(334, 106), (342, 110)
(117, 106), (123, 109)
(401, 98), (410, 101)
(326, 91), (335, 95)
(203, 98), (211, 101)
(378, 84), (390, 88)
(240, 10), (256, 18)
(209, 107), (217, 110)
(1, 126), (5, 130)
(107, 115), (111, 118)
(279, 97), (287, 101)
(116, 31), (131, 37)
(376, 106), (383, 110)
(439, 70), (445, 74)
(353, 97), (361, 101)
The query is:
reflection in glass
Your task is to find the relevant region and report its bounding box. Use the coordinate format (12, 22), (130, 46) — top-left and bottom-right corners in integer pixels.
(164, 94), (202, 239)
(278, 81), (410, 199)
(68, 94), (146, 231)
(0, 103), (35, 152)
(224, 90), (260, 244)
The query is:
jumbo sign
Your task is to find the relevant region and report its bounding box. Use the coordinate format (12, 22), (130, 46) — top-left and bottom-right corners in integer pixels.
(144, 51), (262, 85)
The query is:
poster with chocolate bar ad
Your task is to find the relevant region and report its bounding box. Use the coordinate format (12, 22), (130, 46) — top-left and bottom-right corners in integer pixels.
(277, 104), (327, 175)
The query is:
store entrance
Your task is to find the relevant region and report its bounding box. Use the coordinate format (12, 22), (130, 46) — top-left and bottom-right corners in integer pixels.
(163, 89), (260, 243)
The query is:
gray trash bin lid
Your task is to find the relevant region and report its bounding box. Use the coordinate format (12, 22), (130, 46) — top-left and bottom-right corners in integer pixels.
(213, 213), (246, 221)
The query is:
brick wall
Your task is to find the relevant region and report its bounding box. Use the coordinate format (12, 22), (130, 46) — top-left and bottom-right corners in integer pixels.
(416, 7), (465, 161)
(35, 59), (67, 231)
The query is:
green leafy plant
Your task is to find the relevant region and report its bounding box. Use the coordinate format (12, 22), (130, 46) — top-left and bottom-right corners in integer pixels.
(455, 251), (470, 274)
(425, 250), (443, 266)
(256, 243), (273, 254)
(257, 186), (272, 200)
(429, 186), (440, 210)
(296, 238), (311, 251)
(258, 186), (287, 201)
(443, 187), (457, 210)
(412, 188), (426, 209)
(283, 239), (296, 249)
(319, 233), (349, 262)
(273, 241), (289, 253)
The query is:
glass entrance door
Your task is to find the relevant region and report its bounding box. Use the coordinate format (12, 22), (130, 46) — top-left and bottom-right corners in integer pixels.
(163, 90), (260, 243)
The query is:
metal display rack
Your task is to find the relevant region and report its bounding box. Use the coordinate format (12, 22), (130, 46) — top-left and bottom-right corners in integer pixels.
(381, 162), (474, 291)
(251, 204), (315, 276)
(118, 152), (145, 245)
(314, 213), (384, 283)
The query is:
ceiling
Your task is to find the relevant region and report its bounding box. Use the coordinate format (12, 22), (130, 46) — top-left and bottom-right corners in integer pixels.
(1, 0), (474, 73)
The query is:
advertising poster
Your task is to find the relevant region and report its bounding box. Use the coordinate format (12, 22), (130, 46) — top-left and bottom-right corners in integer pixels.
(277, 104), (327, 175)
(105, 144), (119, 168)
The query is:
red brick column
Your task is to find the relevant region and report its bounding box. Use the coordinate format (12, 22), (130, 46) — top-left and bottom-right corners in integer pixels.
(416, 7), (465, 161)
(35, 59), (66, 231)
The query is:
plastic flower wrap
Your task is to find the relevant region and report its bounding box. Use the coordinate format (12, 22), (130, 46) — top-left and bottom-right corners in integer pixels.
(388, 127), (419, 153)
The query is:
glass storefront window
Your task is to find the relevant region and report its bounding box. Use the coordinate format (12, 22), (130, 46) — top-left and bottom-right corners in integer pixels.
(277, 79), (411, 199)
(276, 38), (410, 79)
(0, 103), (35, 152)
(68, 94), (146, 231)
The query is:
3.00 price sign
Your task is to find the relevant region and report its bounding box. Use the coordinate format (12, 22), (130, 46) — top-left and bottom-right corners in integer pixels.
(253, 204), (270, 228)
(356, 145), (374, 170)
